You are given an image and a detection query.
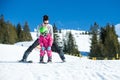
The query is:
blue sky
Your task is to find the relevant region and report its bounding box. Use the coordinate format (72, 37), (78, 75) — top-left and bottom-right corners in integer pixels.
(0, 0), (120, 32)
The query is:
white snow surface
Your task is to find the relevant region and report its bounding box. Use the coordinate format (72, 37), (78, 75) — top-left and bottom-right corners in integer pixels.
(61, 29), (120, 52)
(0, 44), (120, 80)
(0, 30), (120, 80)
(61, 29), (91, 52)
(115, 24), (120, 37)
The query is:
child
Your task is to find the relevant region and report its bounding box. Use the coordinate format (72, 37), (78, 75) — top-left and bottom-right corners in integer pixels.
(38, 27), (53, 63)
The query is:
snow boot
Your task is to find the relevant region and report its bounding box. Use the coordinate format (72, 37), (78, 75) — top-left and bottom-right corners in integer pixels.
(19, 59), (27, 62)
(62, 59), (66, 62)
(47, 57), (52, 63)
(40, 56), (44, 63)
(19, 51), (30, 62)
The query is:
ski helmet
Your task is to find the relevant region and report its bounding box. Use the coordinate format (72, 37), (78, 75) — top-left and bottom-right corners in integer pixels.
(39, 26), (48, 34)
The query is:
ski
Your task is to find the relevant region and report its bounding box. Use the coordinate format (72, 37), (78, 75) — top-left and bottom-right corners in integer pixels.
(19, 60), (33, 63)
(39, 62), (47, 64)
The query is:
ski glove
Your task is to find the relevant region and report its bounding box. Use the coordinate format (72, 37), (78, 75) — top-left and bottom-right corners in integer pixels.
(47, 46), (51, 50)
(41, 46), (45, 51)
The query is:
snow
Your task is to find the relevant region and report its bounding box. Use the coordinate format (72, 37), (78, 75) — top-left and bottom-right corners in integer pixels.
(118, 37), (120, 43)
(0, 44), (120, 80)
(62, 29), (120, 52)
(0, 31), (120, 80)
(30, 32), (38, 40)
(115, 24), (120, 37)
(61, 29), (91, 52)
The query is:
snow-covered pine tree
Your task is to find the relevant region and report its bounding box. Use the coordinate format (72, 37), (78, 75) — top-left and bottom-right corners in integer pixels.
(65, 31), (79, 56)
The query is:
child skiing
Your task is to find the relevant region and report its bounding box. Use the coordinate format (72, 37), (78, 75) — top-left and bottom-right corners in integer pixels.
(19, 15), (53, 63)
(38, 27), (53, 63)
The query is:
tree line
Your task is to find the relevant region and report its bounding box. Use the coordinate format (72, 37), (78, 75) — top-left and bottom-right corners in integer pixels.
(2, 14), (119, 58)
(0, 14), (79, 56)
(0, 15), (32, 44)
(89, 22), (120, 59)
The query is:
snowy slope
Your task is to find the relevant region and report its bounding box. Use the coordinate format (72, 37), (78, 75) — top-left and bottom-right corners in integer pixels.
(61, 29), (120, 52)
(0, 44), (120, 80)
(0, 30), (120, 80)
(61, 29), (91, 52)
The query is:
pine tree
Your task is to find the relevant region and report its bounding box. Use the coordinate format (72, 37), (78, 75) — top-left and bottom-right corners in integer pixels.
(13, 25), (18, 43)
(64, 32), (70, 54)
(0, 14), (33, 44)
(90, 22), (99, 35)
(66, 31), (79, 56)
(16, 23), (24, 41)
(89, 22), (100, 57)
(89, 33), (98, 57)
(103, 24), (120, 58)
(0, 15), (8, 43)
(67, 31), (74, 54)
(6, 21), (18, 44)
(90, 23), (120, 59)
(63, 41), (67, 54)
(53, 23), (58, 33)
(23, 22), (32, 41)
(0, 15), (18, 44)
(0, 15), (4, 43)
(111, 25), (120, 55)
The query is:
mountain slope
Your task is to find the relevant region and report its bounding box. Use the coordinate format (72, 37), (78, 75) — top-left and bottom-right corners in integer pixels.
(61, 29), (91, 52)
(61, 29), (120, 52)
(0, 44), (120, 80)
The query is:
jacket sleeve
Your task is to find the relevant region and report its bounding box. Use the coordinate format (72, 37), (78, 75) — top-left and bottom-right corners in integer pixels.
(48, 24), (54, 39)
(38, 36), (43, 47)
(48, 35), (53, 47)
(36, 25), (41, 38)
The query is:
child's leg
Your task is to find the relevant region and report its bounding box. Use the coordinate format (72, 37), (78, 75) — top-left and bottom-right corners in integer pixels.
(46, 47), (52, 62)
(40, 47), (45, 62)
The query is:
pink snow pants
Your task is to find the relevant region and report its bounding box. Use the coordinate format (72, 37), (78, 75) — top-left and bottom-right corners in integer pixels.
(38, 34), (53, 57)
